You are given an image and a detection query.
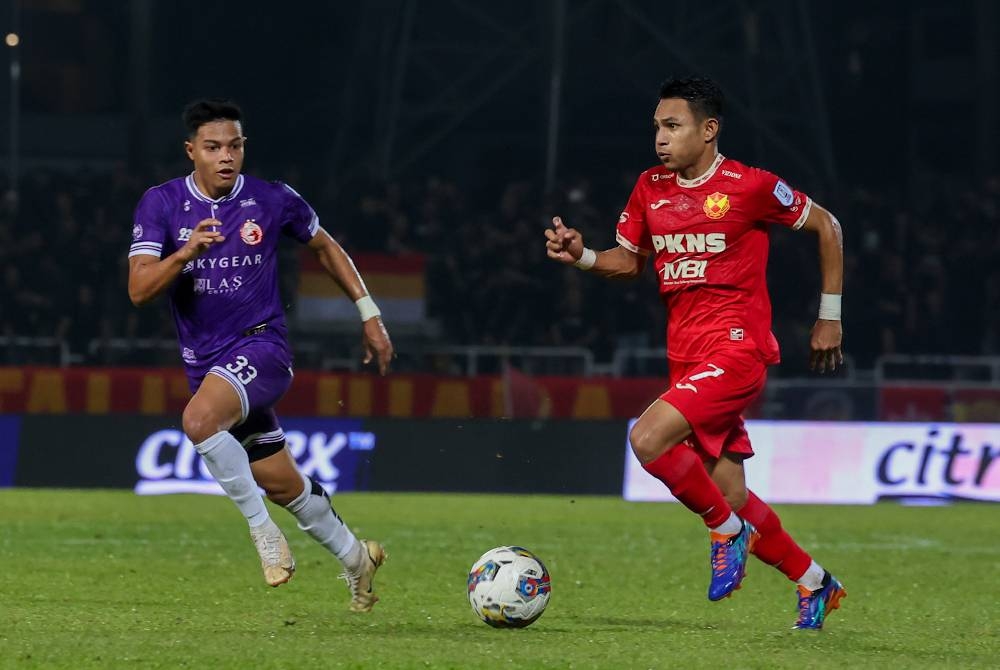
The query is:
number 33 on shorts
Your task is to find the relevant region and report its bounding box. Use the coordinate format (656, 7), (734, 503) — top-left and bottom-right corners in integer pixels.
(225, 355), (258, 385)
(674, 363), (725, 393)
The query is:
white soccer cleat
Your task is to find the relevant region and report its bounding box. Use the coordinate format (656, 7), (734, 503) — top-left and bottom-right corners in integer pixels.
(341, 539), (386, 612)
(249, 519), (296, 587)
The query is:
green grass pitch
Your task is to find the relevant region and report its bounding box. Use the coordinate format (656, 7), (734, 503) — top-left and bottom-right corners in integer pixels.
(0, 490), (996, 669)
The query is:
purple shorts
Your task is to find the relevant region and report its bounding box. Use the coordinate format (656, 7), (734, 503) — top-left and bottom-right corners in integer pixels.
(186, 331), (293, 451)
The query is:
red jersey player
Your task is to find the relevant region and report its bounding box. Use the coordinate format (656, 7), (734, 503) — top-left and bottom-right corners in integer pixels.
(545, 77), (847, 630)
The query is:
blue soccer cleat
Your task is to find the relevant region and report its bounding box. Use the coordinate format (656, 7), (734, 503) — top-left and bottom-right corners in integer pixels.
(793, 571), (847, 630)
(707, 519), (758, 601)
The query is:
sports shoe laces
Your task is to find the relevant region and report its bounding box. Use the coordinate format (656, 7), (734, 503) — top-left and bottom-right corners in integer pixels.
(253, 527), (283, 563)
(338, 569), (363, 595)
(711, 537), (733, 572)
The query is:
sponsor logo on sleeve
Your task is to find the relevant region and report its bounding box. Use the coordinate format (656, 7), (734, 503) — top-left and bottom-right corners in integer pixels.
(132, 224), (143, 241)
(773, 180), (794, 207)
(618, 212), (629, 224)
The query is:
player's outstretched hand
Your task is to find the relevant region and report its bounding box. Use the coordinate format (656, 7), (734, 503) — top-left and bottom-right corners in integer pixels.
(544, 216), (585, 265)
(362, 316), (394, 376)
(178, 219), (225, 262)
(809, 319), (844, 373)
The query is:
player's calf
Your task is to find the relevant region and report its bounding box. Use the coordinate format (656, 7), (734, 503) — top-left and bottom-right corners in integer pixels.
(283, 474), (387, 610)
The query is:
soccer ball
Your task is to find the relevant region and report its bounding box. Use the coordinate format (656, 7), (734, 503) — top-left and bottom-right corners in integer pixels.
(467, 546), (551, 628)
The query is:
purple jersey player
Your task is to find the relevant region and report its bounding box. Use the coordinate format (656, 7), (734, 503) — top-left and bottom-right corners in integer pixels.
(128, 99), (391, 612)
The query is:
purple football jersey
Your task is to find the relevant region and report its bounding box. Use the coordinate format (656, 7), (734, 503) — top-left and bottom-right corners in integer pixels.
(130, 173), (319, 367)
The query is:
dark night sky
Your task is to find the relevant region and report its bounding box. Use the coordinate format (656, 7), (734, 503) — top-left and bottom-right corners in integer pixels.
(4, 0), (991, 198)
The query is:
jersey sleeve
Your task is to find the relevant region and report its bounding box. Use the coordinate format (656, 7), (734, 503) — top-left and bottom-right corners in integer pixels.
(278, 183), (321, 243)
(129, 188), (169, 258)
(615, 175), (654, 255)
(746, 167), (813, 230)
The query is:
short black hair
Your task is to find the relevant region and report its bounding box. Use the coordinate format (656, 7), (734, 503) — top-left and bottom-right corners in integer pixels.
(182, 98), (243, 138)
(659, 77), (724, 126)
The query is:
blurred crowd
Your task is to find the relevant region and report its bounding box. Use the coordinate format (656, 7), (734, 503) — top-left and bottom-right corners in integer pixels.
(2, 164), (999, 374)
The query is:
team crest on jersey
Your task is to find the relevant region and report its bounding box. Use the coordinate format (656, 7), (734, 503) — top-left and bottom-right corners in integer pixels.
(132, 224), (143, 241)
(703, 192), (731, 219)
(240, 219), (263, 245)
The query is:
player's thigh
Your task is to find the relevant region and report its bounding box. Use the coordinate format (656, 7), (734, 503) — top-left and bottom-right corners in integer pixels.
(629, 399), (693, 464)
(209, 336), (294, 423)
(182, 373), (244, 444)
(250, 446), (304, 505)
(661, 353), (766, 460)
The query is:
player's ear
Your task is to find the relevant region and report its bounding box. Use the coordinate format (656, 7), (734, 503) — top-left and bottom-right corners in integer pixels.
(703, 118), (720, 144)
(184, 140), (194, 160)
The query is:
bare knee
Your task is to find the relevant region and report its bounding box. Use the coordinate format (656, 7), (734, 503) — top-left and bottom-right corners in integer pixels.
(182, 403), (229, 445)
(630, 421), (683, 464)
(184, 375), (244, 445)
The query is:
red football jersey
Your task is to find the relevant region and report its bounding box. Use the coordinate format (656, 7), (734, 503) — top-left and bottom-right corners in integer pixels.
(615, 154), (812, 364)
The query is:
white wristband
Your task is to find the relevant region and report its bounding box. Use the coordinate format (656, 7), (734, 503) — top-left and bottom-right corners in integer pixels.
(818, 293), (842, 321)
(574, 247), (597, 270)
(355, 295), (381, 321)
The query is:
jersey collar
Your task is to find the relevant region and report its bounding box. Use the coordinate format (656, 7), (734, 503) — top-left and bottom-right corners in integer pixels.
(185, 172), (245, 204)
(675, 153), (725, 189)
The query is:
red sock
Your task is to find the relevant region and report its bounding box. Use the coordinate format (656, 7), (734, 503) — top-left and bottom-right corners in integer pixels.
(736, 490), (811, 581)
(642, 443), (732, 529)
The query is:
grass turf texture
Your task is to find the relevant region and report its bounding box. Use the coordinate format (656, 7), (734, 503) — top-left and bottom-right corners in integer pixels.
(0, 491), (996, 669)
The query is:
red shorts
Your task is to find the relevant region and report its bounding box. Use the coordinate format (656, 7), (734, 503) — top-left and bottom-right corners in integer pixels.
(660, 351), (767, 460)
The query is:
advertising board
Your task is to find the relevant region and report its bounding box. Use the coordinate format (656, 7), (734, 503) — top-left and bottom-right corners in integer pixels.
(623, 420), (1000, 504)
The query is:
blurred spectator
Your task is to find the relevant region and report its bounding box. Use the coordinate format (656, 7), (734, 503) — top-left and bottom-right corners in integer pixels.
(2, 165), (999, 374)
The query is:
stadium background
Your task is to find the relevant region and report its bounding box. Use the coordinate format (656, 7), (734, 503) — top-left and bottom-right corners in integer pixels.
(0, 2), (998, 666)
(1, 0), (998, 481)
(0, 0), (997, 483)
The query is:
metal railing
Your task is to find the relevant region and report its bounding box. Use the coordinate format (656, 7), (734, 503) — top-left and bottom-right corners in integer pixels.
(83, 337), (179, 367)
(0, 337), (71, 366)
(390, 346), (596, 376)
(874, 355), (1000, 384)
(73, 340), (596, 376)
(4, 336), (1000, 386)
(610, 347), (860, 380)
(87, 337), (177, 357)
